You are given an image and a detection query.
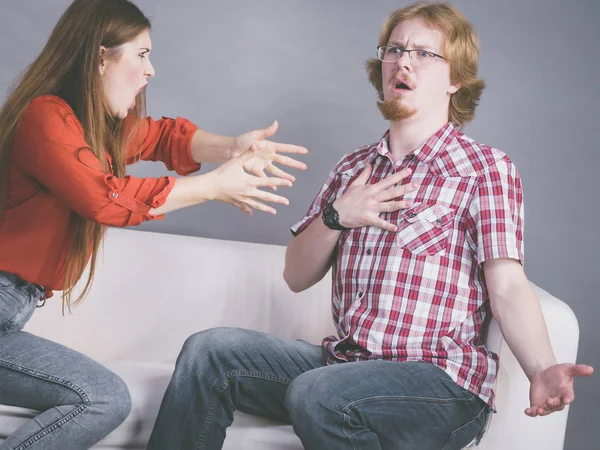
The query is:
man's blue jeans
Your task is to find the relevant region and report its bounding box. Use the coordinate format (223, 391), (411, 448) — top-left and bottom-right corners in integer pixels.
(148, 327), (491, 449)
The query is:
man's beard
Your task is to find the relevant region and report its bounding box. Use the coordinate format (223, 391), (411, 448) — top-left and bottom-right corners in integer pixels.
(377, 96), (417, 121)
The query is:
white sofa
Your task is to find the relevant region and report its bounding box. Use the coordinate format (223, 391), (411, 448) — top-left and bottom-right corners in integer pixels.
(0, 227), (581, 449)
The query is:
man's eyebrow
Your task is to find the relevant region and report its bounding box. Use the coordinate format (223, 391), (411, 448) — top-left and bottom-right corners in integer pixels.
(387, 41), (437, 51)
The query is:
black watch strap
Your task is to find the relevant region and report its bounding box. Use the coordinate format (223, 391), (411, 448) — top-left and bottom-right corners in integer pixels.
(322, 202), (347, 231)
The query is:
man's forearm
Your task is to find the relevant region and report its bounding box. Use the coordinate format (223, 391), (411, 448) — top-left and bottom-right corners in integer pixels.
(486, 261), (557, 381)
(284, 215), (341, 292)
(190, 129), (235, 164)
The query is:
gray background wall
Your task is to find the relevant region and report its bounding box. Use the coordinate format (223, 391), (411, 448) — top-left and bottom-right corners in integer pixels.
(1, 0), (598, 448)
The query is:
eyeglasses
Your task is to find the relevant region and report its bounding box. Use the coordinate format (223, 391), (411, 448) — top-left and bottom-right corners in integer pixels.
(377, 46), (445, 66)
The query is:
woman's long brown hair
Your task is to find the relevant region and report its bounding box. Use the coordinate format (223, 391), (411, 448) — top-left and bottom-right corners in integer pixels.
(0, 0), (151, 312)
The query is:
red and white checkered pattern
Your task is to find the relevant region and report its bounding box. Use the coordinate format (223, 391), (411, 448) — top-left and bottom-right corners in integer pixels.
(291, 123), (524, 407)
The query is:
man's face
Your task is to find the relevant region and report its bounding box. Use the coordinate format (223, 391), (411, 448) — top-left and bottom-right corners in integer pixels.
(380, 18), (459, 122)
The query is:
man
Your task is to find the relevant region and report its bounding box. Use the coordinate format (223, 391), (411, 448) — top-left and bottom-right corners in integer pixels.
(148, 3), (593, 449)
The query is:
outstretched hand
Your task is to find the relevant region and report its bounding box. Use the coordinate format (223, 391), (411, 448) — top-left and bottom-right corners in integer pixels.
(208, 145), (293, 215)
(232, 121), (308, 184)
(526, 363), (594, 417)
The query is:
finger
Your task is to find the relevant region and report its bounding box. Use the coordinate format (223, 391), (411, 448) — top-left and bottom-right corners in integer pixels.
(546, 397), (560, 408)
(561, 393), (575, 405)
(376, 168), (413, 191)
(232, 201), (253, 215)
(257, 120), (279, 140)
(237, 144), (257, 163)
(372, 217), (398, 233)
(244, 198), (277, 215)
(253, 176), (293, 189)
(249, 168), (268, 179)
(272, 142), (309, 155)
(568, 364), (594, 377)
(250, 168), (278, 191)
(266, 163), (296, 182)
(524, 407), (536, 417)
(352, 162), (373, 186)
(377, 200), (414, 213)
(273, 154), (308, 171)
(551, 403), (566, 412)
(250, 188), (290, 206)
(378, 183), (420, 202)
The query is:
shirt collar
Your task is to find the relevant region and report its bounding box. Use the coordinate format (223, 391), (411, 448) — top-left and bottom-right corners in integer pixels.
(373, 122), (458, 165)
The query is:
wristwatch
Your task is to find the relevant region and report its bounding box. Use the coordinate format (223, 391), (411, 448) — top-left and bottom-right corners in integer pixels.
(322, 202), (347, 231)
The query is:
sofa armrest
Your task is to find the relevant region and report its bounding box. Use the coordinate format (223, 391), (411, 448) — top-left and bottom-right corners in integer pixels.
(478, 282), (579, 450)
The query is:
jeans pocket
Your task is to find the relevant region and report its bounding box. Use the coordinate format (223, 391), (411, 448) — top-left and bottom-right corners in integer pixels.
(441, 400), (491, 450)
(0, 280), (37, 335)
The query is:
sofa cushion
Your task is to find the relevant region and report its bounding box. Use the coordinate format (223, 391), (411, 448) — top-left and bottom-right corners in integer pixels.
(0, 360), (303, 449)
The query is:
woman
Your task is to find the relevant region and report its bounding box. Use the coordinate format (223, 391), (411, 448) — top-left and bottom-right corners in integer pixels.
(0, 0), (307, 448)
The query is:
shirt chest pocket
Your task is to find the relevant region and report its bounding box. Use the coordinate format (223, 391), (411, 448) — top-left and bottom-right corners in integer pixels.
(395, 203), (455, 256)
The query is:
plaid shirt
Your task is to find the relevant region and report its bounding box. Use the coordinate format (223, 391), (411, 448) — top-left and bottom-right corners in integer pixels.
(291, 123), (524, 407)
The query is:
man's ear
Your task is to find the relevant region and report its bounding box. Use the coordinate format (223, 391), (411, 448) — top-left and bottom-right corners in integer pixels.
(448, 82), (461, 95)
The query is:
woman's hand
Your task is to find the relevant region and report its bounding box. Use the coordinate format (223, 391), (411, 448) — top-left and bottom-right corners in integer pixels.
(206, 145), (294, 215)
(232, 121), (308, 183)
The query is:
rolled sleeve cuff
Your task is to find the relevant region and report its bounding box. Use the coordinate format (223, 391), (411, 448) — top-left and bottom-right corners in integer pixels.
(107, 176), (176, 225)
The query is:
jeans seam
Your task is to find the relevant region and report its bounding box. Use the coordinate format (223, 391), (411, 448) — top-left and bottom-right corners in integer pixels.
(0, 359), (92, 449)
(341, 394), (473, 413)
(194, 370), (292, 450)
(342, 411), (362, 450)
(16, 404), (88, 450)
(440, 403), (490, 450)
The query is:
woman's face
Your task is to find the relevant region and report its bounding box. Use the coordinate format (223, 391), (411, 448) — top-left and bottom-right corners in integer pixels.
(100, 30), (155, 119)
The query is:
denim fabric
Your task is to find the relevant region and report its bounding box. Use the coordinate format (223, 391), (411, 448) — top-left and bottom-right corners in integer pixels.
(0, 271), (131, 450)
(148, 327), (491, 450)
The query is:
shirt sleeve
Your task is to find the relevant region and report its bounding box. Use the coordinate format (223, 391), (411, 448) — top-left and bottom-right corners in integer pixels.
(12, 96), (176, 227)
(290, 158), (347, 236)
(124, 115), (200, 175)
(467, 156), (525, 265)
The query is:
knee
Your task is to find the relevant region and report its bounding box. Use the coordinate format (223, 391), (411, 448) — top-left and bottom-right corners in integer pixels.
(285, 370), (331, 425)
(176, 327), (253, 373)
(89, 370), (132, 431)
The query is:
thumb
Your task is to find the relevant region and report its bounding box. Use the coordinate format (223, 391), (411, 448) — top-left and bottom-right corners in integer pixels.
(567, 364), (594, 378)
(257, 120), (279, 140)
(238, 144), (257, 163)
(353, 162), (373, 186)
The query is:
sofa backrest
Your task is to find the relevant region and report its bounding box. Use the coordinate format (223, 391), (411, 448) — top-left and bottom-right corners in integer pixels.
(24, 228), (336, 363)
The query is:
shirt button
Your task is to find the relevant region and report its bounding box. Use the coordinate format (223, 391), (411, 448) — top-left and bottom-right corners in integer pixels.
(111, 192), (119, 199)
(366, 249), (372, 255)
(408, 212), (416, 218)
(436, 218), (443, 224)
